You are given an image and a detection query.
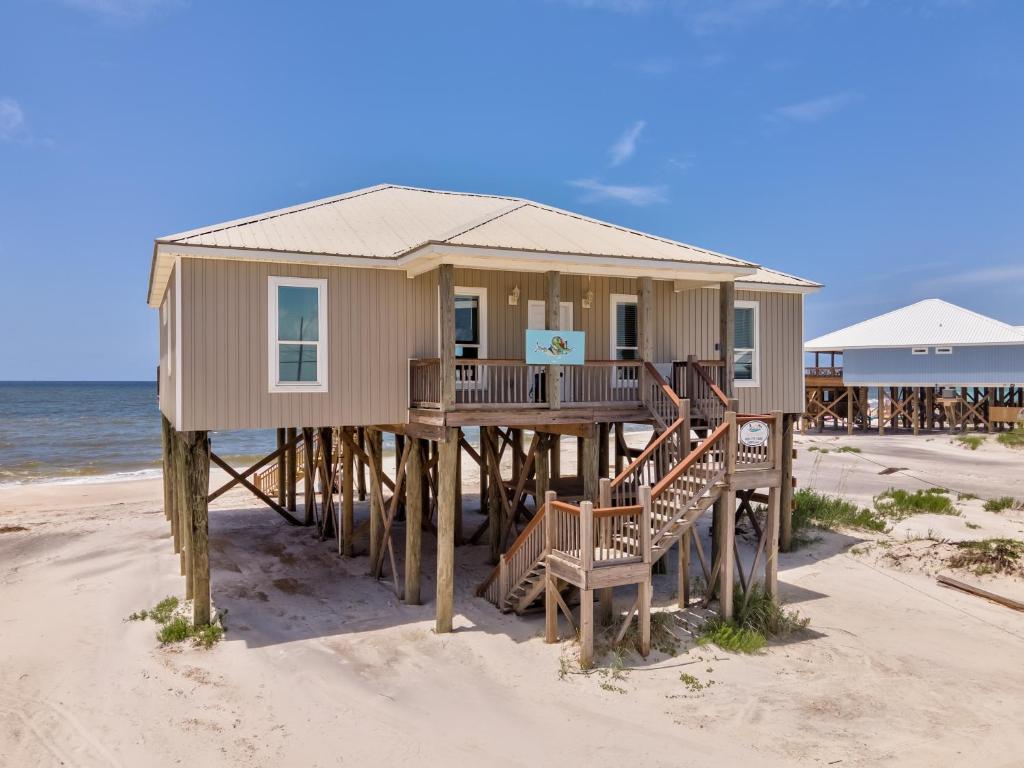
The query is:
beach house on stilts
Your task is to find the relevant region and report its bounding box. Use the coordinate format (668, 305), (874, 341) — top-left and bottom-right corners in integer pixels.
(148, 184), (820, 663)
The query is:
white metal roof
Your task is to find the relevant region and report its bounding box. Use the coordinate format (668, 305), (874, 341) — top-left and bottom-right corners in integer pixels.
(736, 265), (821, 293)
(148, 184), (816, 306)
(805, 299), (1024, 351)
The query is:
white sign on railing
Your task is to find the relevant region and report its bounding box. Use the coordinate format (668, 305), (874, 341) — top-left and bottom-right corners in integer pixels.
(739, 420), (770, 448)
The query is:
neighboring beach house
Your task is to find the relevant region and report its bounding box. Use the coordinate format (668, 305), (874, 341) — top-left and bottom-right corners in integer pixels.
(148, 184), (820, 662)
(804, 299), (1024, 433)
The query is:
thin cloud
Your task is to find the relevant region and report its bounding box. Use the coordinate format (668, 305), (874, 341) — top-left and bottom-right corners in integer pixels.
(568, 178), (668, 206)
(62, 0), (184, 20)
(609, 121), (646, 166)
(667, 154), (695, 173)
(0, 98), (52, 148)
(627, 57), (678, 76)
(553, 0), (661, 11)
(769, 91), (860, 123)
(917, 264), (1024, 291)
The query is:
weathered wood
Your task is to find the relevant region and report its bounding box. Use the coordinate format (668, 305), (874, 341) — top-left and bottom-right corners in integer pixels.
(719, 281), (736, 397)
(938, 575), (1024, 612)
(597, 422), (610, 478)
(302, 427), (315, 526)
(598, 478), (613, 625)
(779, 414), (795, 552)
(455, 430), (464, 546)
(579, 588), (594, 669)
(356, 427), (367, 501)
(405, 437), (424, 605)
(286, 427), (297, 512)
(439, 264), (456, 410)
(678, 529), (691, 608)
(638, 276), (653, 362)
(545, 571), (558, 643)
(341, 428), (355, 556)
(161, 416), (180, 560)
(534, 434), (550, 512)
(180, 431), (211, 626)
(484, 428), (502, 563)
(720, 412), (737, 620)
(175, 431), (193, 595)
(319, 426), (336, 540)
(637, 580), (651, 658)
(582, 434), (599, 503)
(546, 270), (562, 410)
(276, 428), (286, 507)
(367, 429), (385, 567)
(209, 452), (303, 526)
(436, 429), (459, 634)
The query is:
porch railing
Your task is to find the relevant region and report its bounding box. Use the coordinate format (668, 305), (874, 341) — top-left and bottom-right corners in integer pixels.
(409, 358), (644, 410)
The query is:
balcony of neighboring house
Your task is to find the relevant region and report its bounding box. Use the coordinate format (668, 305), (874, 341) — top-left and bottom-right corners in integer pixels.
(805, 350), (844, 387)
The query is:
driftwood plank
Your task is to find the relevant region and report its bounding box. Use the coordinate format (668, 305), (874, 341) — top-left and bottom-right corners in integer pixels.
(937, 575), (1024, 613)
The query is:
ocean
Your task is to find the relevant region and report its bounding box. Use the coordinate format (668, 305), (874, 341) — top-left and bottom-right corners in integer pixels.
(0, 382), (278, 487)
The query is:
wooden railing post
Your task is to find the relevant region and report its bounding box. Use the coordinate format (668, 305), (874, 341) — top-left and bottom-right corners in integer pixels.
(546, 270), (561, 410)
(766, 411), (784, 599)
(721, 412), (737, 620)
(544, 490), (557, 553)
(543, 490), (558, 643)
(638, 485), (652, 565)
(685, 354), (696, 402)
(580, 500), (594, 571)
(680, 398), (691, 456)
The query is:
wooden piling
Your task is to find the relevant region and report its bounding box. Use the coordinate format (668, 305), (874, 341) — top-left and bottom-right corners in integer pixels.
(436, 429), (459, 634)
(302, 427), (315, 526)
(779, 414), (795, 552)
(286, 427), (297, 512)
(276, 428), (286, 508)
(368, 428), (385, 567)
(180, 430), (211, 626)
(342, 428), (354, 556)
(405, 437), (423, 605)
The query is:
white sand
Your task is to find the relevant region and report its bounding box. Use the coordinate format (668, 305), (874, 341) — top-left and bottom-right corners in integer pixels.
(2, 435), (1023, 767)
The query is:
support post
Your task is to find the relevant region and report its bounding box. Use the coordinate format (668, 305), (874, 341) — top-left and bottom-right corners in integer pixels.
(638, 276), (654, 363)
(598, 478), (613, 625)
(579, 588), (594, 669)
(534, 434), (550, 511)
(582, 433), (599, 503)
(161, 416), (179, 559)
(638, 485), (652, 657)
(779, 414), (795, 552)
(342, 428), (354, 556)
(766, 411), (783, 598)
(598, 422), (610, 478)
(678, 529), (691, 608)
(405, 437), (423, 604)
(180, 430), (211, 626)
(368, 429), (385, 567)
(356, 427), (367, 501)
(546, 270), (561, 410)
(286, 427), (297, 512)
(544, 489), (558, 643)
(846, 387), (854, 436)
(485, 429), (503, 564)
(302, 427), (315, 526)
(436, 428), (459, 634)
(320, 426), (335, 540)
(439, 264), (456, 411)
(276, 428), (286, 508)
(719, 281), (736, 397)
(455, 430), (464, 546)
(174, 430), (192, 591)
(720, 412), (737, 620)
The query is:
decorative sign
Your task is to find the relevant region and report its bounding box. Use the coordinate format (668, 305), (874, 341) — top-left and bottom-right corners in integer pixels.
(739, 420), (770, 448)
(525, 330), (585, 366)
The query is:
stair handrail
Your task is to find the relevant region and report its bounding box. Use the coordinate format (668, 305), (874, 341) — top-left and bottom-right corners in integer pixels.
(641, 362), (682, 430)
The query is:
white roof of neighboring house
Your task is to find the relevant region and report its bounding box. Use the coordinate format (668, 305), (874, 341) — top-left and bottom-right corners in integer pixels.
(805, 299), (1024, 351)
(148, 184), (818, 305)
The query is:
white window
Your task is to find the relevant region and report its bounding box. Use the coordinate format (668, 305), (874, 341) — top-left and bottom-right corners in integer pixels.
(936, 346), (953, 355)
(912, 347), (928, 355)
(734, 300), (760, 387)
(527, 299), (573, 331)
(452, 287), (488, 360)
(610, 293), (638, 387)
(268, 276), (328, 393)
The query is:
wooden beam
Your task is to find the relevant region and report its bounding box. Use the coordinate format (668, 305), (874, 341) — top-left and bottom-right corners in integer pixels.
(367, 429), (385, 568)
(209, 452), (303, 526)
(161, 415), (179, 558)
(439, 264), (456, 411)
(546, 270), (561, 410)
(779, 414), (795, 552)
(276, 428), (286, 507)
(286, 427), (297, 512)
(719, 281), (736, 397)
(302, 427), (315, 526)
(180, 430), (211, 626)
(341, 428), (355, 556)
(436, 428), (459, 634)
(582, 433), (599, 503)
(405, 437), (424, 605)
(638, 276), (653, 362)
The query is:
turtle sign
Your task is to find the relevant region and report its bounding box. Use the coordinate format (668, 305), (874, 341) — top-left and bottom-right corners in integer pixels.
(525, 330), (586, 366)
(739, 420), (770, 448)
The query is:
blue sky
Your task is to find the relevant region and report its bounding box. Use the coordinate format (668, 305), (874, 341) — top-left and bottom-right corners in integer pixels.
(1, 0), (1022, 380)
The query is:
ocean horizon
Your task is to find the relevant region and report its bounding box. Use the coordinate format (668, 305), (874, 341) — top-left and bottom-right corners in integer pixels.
(0, 381), (282, 487)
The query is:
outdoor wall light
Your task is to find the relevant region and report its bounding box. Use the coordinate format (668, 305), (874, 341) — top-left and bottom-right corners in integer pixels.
(508, 285), (520, 306)
(582, 289), (594, 309)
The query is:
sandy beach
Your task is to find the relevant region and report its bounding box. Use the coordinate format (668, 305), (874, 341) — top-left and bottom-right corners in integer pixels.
(2, 433), (1023, 768)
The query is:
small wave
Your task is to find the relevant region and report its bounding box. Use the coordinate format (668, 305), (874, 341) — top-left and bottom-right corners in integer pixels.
(0, 468), (164, 489)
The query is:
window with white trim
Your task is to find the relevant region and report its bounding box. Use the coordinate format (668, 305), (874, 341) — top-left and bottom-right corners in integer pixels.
(935, 346), (953, 355)
(453, 287), (487, 360)
(527, 299), (573, 331)
(912, 347), (928, 355)
(268, 276), (327, 392)
(734, 300), (759, 387)
(610, 293), (638, 386)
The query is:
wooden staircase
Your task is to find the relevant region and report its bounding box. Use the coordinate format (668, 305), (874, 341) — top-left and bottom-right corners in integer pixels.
(478, 363), (734, 616)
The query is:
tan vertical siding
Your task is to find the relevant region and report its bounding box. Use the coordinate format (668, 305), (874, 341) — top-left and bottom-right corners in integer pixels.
(180, 258), (425, 431)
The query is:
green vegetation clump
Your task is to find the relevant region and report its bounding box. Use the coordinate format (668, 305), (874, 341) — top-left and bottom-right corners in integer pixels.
(983, 496), (1020, 512)
(128, 595), (226, 650)
(873, 488), (955, 519)
(836, 445), (862, 454)
(807, 446), (829, 454)
(996, 427), (1024, 450)
(949, 538), (1024, 576)
(697, 585), (809, 654)
(956, 435), (985, 450)
(791, 489), (887, 541)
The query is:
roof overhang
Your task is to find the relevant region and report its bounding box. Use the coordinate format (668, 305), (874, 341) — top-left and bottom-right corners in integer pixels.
(147, 240), (758, 307)
(735, 280), (820, 295)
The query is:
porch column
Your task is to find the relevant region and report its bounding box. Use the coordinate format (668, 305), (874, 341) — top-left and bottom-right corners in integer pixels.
(439, 264), (456, 411)
(436, 427), (459, 634)
(545, 270), (561, 409)
(405, 437), (424, 605)
(638, 276), (654, 362)
(719, 280), (735, 398)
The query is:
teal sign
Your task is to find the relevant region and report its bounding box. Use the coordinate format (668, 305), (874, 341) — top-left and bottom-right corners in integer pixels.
(526, 330), (585, 365)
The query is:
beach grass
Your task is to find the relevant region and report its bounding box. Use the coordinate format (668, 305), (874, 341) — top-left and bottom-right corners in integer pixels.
(790, 489), (887, 542)
(873, 488), (955, 519)
(949, 538), (1024, 576)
